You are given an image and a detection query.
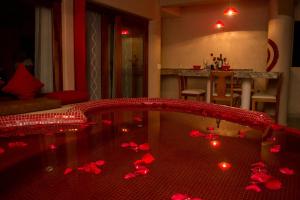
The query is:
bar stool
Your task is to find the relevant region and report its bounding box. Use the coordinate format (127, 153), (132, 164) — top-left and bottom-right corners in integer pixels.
(251, 73), (283, 123)
(178, 75), (206, 101)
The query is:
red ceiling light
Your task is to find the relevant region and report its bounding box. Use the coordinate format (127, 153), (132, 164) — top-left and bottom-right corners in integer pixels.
(224, 7), (239, 16)
(215, 20), (225, 29)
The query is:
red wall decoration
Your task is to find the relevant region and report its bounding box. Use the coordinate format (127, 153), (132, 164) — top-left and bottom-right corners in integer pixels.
(266, 39), (279, 72)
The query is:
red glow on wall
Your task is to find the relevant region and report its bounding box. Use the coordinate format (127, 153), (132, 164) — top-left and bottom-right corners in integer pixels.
(64, 168), (73, 175)
(279, 167), (295, 175)
(215, 20), (225, 29)
(121, 29), (129, 35)
(210, 140), (221, 148)
(224, 7), (239, 16)
(218, 162), (232, 171)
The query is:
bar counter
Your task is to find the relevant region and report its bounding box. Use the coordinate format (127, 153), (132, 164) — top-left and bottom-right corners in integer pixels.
(160, 68), (280, 110)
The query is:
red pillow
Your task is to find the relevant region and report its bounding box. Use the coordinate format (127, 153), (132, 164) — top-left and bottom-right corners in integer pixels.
(46, 90), (89, 105)
(2, 64), (44, 99)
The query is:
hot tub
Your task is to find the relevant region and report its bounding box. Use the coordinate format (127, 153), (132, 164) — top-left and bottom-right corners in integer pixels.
(0, 98), (299, 200)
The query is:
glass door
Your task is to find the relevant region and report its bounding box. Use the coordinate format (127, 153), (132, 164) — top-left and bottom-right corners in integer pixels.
(115, 15), (148, 98)
(86, 4), (148, 99)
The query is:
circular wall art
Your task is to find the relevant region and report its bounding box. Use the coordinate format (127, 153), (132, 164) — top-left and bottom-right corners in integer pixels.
(266, 39), (279, 72)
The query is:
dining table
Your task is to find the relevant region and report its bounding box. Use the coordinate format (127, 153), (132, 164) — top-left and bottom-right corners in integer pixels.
(160, 68), (280, 110)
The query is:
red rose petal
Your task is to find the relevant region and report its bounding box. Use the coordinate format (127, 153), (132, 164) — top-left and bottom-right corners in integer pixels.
(64, 168), (73, 175)
(265, 179), (282, 190)
(124, 172), (136, 180)
(102, 119), (112, 126)
(121, 143), (129, 148)
(271, 124), (285, 131)
(129, 142), (138, 147)
(135, 165), (146, 170)
(77, 162), (104, 174)
(142, 153), (155, 164)
(77, 167), (84, 171)
(251, 161), (266, 168)
(205, 134), (219, 140)
(251, 167), (267, 174)
(133, 116), (143, 122)
(207, 126), (214, 131)
(279, 167), (295, 175)
(266, 136), (277, 142)
(49, 144), (57, 150)
(270, 145), (281, 153)
(8, 141), (28, 148)
(251, 172), (272, 183)
(171, 193), (189, 200)
(245, 184), (262, 192)
(130, 146), (139, 152)
(238, 130), (247, 138)
(139, 143), (150, 151)
(135, 168), (149, 175)
(95, 160), (105, 166)
(189, 130), (205, 137)
(92, 167), (102, 174)
(134, 159), (143, 165)
(0, 147), (4, 154)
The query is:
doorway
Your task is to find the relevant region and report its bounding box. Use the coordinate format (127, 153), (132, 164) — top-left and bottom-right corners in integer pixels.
(86, 4), (148, 99)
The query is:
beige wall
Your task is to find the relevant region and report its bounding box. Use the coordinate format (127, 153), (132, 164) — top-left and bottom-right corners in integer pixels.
(161, 0), (269, 99)
(162, 0), (269, 70)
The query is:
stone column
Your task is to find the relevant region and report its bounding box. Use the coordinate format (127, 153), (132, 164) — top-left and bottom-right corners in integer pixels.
(267, 0), (294, 124)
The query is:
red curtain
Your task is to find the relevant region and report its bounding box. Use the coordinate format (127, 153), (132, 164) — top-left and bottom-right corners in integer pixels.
(73, 0), (87, 91)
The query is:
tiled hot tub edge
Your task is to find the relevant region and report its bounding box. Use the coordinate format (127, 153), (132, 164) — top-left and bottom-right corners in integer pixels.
(0, 98), (274, 131)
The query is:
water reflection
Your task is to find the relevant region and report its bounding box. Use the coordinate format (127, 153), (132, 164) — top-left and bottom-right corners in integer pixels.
(0, 110), (299, 200)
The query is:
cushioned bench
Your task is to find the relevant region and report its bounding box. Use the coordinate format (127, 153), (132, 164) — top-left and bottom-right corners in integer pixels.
(0, 97), (61, 116)
(46, 90), (89, 105)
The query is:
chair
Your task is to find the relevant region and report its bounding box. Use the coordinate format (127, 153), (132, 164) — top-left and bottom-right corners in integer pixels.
(233, 77), (255, 95)
(178, 75), (206, 101)
(231, 69), (254, 95)
(251, 73), (283, 123)
(210, 71), (240, 106)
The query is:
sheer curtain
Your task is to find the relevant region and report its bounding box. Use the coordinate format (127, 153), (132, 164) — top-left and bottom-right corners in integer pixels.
(86, 11), (102, 100)
(35, 7), (53, 93)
